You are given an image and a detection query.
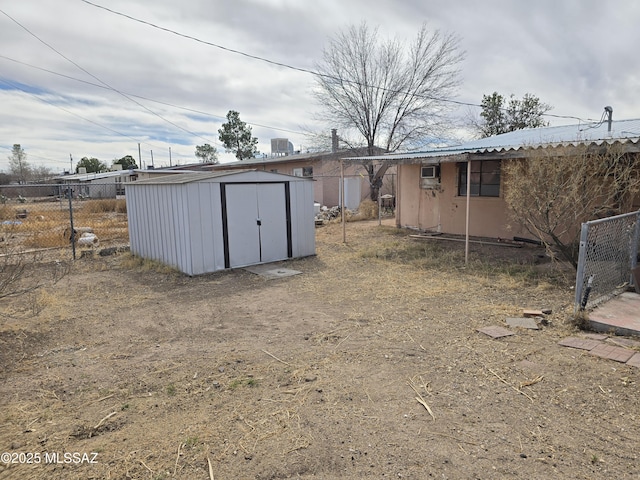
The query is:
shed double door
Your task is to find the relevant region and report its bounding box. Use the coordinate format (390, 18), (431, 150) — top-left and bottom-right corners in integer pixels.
(223, 183), (291, 268)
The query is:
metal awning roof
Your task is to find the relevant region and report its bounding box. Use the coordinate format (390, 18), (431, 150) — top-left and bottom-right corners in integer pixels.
(54, 170), (135, 181)
(345, 118), (640, 164)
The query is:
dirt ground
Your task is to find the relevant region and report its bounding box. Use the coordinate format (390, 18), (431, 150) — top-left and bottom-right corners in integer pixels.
(1, 220), (639, 479)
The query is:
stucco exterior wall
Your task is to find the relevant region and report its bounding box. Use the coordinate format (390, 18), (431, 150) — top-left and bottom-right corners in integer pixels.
(241, 160), (396, 208)
(397, 162), (528, 239)
(319, 164), (396, 207)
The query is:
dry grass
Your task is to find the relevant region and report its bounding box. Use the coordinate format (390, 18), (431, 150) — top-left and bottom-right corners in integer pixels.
(1, 200), (129, 250)
(0, 205), (13, 221)
(354, 199), (378, 219)
(352, 225), (569, 287)
(304, 222), (574, 331)
(1, 219), (629, 480)
(118, 252), (181, 274)
(81, 199), (127, 214)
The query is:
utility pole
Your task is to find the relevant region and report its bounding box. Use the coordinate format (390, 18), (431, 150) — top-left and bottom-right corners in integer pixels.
(138, 143), (142, 170)
(150, 150), (154, 168)
(69, 153), (73, 174)
(169, 147), (172, 167)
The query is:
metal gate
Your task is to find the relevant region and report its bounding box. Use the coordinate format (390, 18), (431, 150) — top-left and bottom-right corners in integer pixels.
(575, 210), (640, 310)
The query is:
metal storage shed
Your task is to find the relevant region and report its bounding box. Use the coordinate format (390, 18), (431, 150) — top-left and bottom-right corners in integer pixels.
(125, 170), (316, 275)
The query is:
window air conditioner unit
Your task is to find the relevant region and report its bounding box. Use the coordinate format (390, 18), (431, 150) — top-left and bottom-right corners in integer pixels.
(420, 165), (440, 189)
(421, 166), (437, 179)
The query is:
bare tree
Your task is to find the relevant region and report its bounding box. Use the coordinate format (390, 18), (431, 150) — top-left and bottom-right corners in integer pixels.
(31, 165), (56, 183)
(8, 144), (31, 184)
(503, 144), (640, 268)
(314, 22), (464, 199)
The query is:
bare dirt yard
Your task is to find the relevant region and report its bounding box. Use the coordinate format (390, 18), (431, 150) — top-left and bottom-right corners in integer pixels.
(1, 219), (639, 479)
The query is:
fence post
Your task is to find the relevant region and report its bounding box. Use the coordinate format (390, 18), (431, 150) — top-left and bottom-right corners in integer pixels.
(631, 211), (640, 288)
(67, 186), (76, 260)
(574, 222), (589, 312)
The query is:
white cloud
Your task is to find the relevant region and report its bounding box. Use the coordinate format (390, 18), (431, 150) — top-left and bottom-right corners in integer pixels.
(2, 0), (640, 172)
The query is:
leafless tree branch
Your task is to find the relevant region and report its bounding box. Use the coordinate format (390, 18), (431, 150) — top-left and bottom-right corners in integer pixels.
(503, 144), (640, 268)
(313, 22), (464, 200)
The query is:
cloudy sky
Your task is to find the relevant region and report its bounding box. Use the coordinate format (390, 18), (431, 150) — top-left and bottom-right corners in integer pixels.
(2, 0), (639, 172)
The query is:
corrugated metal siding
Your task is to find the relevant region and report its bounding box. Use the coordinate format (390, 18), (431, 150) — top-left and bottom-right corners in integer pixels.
(127, 183), (191, 273)
(161, 185), (187, 273)
(290, 180), (316, 258)
(188, 182), (225, 275)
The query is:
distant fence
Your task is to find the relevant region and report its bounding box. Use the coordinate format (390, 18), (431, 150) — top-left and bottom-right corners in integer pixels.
(0, 183), (129, 260)
(575, 211), (640, 310)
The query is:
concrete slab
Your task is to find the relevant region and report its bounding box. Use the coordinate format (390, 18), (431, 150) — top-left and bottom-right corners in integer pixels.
(606, 337), (640, 348)
(477, 326), (515, 339)
(587, 292), (640, 337)
(506, 317), (539, 330)
(244, 264), (302, 280)
(558, 337), (602, 350)
(583, 333), (609, 341)
(588, 343), (636, 363)
(626, 353), (640, 368)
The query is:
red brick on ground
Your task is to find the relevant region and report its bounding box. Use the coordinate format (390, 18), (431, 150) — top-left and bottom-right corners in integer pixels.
(588, 343), (635, 363)
(558, 337), (602, 350)
(626, 353), (640, 368)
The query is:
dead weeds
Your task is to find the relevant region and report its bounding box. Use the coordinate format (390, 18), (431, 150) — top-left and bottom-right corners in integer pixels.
(0, 220), (638, 479)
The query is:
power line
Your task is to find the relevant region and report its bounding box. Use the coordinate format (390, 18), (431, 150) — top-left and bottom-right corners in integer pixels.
(0, 54), (307, 137)
(0, 77), (164, 151)
(0, 7), (219, 147)
(1, 0), (602, 166)
(80, 0), (597, 124)
(80, 0), (317, 76)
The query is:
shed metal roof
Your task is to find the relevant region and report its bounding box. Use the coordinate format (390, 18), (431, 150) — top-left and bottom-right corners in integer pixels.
(126, 169), (310, 186)
(346, 118), (640, 163)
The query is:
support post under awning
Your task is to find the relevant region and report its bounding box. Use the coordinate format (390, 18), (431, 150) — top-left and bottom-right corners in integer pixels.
(341, 159), (346, 243)
(465, 159), (471, 265)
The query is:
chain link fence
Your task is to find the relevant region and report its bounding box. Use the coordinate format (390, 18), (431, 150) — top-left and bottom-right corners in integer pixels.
(575, 210), (640, 310)
(0, 183), (129, 260)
